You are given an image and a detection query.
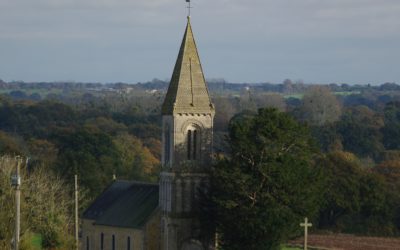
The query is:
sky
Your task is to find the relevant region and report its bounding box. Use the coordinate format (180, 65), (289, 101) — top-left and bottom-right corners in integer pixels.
(0, 0), (399, 84)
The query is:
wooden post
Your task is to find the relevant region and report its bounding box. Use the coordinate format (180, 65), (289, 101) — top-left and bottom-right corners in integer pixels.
(300, 217), (312, 250)
(13, 158), (22, 250)
(75, 175), (79, 250)
(215, 232), (219, 249)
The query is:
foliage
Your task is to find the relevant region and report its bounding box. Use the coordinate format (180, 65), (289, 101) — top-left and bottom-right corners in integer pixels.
(382, 101), (400, 150)
(311, 124), (342, 152)
(213, 96), (237, 131)
(204, 108), (324, 250)
(0, 95), (162, 198)
(318, 151), (398, 235)
(300, 86), (341, 126)
(27, 139), (58, 168)
(19, 232), (41, 250)
(374, 158), (400, 232)
(0, 131), (26, 155)
(318, 151), (363, 228)
(54, 129), (122, 196)
(1, 80), (400, 240)
(253, 92), (286, 111)
(113, 133), (160, 182)
(0, 156), (75, 249)
(337, 106), (384, 159)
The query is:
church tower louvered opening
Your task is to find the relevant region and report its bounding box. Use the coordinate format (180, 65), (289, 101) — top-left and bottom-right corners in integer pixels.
(159, 16), (215, 250)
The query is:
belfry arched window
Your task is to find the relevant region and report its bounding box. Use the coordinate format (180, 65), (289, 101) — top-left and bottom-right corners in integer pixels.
(187, 127), (198, 160)
(193, 130), (197, 160)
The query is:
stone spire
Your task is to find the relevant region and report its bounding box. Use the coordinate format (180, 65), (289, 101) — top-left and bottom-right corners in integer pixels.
(160, 15), (215, 250)
(162, 17), (214, 115)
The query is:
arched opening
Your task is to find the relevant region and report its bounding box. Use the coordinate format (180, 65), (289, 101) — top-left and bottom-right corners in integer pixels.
(187, 125), (200, 161)
(193, 130), (197, 160)
(187, 130), (192, 160)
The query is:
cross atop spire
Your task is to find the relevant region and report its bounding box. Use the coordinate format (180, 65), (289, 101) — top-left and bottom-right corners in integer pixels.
(186, 0), (192, 17)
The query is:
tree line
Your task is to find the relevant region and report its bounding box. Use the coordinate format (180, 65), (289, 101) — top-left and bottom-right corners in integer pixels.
(1, 80), (400, 248)
(202, 107), (400, 250)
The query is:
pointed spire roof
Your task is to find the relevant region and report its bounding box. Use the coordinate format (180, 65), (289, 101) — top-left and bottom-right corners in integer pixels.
(162, 17), (214, 115)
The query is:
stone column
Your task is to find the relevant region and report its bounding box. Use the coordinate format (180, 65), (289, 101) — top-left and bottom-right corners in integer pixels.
(183, 178), (192, 213)
(176, 179), (182, 213)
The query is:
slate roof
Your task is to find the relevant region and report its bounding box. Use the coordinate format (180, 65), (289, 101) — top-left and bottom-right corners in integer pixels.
(162, 16), (215, 115)
(82, 180), (159, 229)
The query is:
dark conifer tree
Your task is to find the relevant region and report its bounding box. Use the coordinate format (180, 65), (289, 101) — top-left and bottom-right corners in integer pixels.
(203, 108), (324, 250)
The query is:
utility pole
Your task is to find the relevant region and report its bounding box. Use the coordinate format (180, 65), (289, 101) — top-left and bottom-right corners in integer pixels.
(75, 174), (79, 250)
(11, 157), (22, 250)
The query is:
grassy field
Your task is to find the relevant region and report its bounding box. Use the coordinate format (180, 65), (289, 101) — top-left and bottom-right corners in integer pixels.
(283, 93), (304, 99)
(31, 234), (42, 249)
(289, 234), (400, 250)
(335, 91), (361, 96)
(284, 91), (361, 100)
(281, 245), (302, 250)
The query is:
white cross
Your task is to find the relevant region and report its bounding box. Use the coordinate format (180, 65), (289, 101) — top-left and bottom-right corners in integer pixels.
(300, 217), (312, 250)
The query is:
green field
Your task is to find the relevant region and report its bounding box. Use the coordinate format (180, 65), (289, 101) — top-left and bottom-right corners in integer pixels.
(281, 245), (302, 250)
(284, 91), (361, 100)
(283, 93), (304, 99)
(334, 91), (361, 96)
(32, 234), (42, 249)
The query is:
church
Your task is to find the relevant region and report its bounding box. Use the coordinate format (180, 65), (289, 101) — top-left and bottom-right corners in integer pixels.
(81, 14), (215, 250)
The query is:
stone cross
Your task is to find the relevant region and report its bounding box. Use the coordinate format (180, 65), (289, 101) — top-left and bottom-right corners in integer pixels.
(300, 217), (312, 250)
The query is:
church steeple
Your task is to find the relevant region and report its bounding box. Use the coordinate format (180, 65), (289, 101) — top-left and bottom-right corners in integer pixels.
(160, 15), (215, 250)
(162, 17), (214, 115)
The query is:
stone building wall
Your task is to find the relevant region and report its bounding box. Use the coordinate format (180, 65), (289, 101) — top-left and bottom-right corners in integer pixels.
(162, 114), (213, 169)
(144, 210), (162, 250)
(81, 219), (144, 250)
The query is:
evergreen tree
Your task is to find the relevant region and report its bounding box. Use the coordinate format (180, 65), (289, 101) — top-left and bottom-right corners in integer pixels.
(204, 108), (324, 250)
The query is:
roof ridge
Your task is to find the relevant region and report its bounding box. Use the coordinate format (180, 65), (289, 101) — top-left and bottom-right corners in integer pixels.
(88, 182), (159, 229)
(114, 179), (159, 186)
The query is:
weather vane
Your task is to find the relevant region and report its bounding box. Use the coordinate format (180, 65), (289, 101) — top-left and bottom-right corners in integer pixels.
(186, 0), (192, 17)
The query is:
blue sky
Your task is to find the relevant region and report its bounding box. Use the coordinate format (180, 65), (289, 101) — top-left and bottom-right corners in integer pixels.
(0, 0), (399, 84)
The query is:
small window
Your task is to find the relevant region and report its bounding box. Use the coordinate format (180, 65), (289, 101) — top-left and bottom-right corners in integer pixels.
(187, 130), (192, 159)
(100, 233), (104, 250)
(112, 235), (116, 250)
(127, 236), (131, 250)
(193, 130), (197, 160)
(187, 128), (198, 160)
